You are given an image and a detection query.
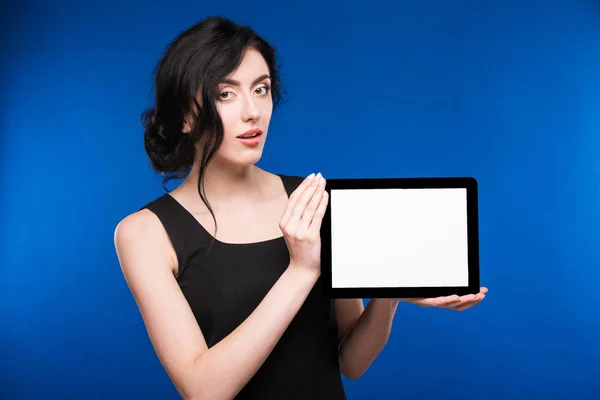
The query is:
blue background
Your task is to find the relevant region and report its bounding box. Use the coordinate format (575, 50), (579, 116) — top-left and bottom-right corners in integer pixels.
(2, 0), (599, 398)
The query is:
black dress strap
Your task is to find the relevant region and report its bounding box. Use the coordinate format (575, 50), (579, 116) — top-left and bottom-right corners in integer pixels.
(140, 194), (213, 279)
(278, 174), (304, 197)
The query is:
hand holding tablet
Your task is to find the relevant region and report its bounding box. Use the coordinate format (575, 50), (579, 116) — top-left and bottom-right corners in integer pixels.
(396, 286), (487, 311)
(320, 176), (484, 300)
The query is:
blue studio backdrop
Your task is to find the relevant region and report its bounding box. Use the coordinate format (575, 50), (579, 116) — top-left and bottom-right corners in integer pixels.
(1, 0), (599, 399)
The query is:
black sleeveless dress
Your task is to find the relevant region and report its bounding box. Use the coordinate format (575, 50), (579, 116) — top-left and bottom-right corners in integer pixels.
(140, 174), (347, 399)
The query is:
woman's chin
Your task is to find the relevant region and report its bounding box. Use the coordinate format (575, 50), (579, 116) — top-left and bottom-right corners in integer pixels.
(215, 150), (264, 168)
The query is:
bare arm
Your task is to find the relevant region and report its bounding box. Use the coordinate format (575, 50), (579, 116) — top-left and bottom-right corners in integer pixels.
(114, 174), (328, 399)
(336, 299), (398, 380)
(335, 299), (364, 347)
(336, 294), (487, 380)
(115, 211), (319, 399)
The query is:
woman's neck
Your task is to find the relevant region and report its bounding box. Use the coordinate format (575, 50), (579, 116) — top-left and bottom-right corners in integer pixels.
(179, 160), (266, 207)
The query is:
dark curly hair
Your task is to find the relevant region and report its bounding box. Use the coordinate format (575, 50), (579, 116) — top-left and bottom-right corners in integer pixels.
(141, 15), (285, 241)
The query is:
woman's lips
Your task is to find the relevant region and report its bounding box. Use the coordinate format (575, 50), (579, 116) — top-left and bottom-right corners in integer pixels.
(236, 129), (262, 146)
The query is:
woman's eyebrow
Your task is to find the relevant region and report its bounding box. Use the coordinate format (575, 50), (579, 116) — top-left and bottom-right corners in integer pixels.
(220, 74), (271, 87)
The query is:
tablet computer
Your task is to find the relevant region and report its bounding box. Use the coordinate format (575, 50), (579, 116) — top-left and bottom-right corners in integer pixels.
(320, 177), (480, 299)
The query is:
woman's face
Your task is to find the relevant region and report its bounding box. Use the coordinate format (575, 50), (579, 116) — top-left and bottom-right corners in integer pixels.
(209, 48), (274, 167)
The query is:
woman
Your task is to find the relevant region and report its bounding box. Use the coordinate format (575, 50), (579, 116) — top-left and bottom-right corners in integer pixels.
(114, 15), (487, 400)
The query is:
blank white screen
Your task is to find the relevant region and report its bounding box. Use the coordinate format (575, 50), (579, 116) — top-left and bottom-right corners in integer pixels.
(330, 188), (469, 288)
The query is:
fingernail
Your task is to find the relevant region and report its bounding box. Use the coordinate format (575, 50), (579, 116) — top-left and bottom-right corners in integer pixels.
(316, 172), (322, 179)
(308, 173), (315, 179)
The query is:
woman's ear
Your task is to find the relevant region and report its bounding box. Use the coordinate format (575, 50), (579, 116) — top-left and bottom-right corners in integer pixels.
(182, 99), (201, 134)
(182, 118), (192, 134)
(182, 110), (198, 134)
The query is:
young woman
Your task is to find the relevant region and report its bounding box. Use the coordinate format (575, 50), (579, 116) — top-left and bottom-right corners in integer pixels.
(114, 15), (487, 400)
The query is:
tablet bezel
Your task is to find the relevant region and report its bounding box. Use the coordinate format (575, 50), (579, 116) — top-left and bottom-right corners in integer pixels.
(320, 177), (480, 299)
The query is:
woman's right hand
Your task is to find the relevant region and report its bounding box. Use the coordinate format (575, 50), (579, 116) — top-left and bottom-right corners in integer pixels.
(279, 173), (329, 274)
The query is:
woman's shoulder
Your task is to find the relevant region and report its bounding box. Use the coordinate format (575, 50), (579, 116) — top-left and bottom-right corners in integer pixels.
(116, 205), (162, 233)
(113, 192), (180, 259)
(113, 205), (171, 255)
(114, 206), (178, 273)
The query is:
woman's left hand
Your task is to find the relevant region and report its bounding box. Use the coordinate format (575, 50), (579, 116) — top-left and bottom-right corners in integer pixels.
(397, 287), (488, 312)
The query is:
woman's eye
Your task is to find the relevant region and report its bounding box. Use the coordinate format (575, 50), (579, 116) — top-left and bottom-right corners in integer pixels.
(255, 85), (270, 95)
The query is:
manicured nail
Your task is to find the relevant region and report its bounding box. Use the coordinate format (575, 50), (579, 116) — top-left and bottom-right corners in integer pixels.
(308, 173), (315, 179)
(316, 172), (322, 179)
